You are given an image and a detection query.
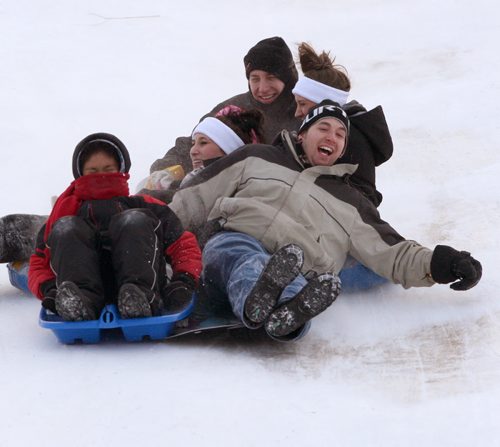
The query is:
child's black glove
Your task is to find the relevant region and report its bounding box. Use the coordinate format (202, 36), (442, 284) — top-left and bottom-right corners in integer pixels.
(430, 245), (482, 291)
(162, 273), (196, 313)
(40, 279), (58, 313)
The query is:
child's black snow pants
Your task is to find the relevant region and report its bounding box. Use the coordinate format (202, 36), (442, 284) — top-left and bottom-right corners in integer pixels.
(47, 209), (166, 310)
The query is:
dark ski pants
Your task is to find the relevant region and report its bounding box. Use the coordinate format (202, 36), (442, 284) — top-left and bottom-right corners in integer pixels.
(48, 209), (165, 310)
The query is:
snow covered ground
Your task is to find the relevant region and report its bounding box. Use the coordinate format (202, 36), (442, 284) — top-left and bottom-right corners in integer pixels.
(1, 0), (499, 445)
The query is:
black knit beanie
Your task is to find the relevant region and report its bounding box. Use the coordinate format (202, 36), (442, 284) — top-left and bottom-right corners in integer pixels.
(243, 36), (298, 89)
(298, 100), (350, 153)
(72, 132), (131, 178)
(298, 99), (350, 135)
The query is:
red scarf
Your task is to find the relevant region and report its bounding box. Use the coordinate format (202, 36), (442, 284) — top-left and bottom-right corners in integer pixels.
(44, 172), (130, 241)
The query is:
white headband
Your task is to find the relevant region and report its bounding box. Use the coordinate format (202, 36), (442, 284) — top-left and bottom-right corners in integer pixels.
(292, 77), (350, 106)
(192, 117), (245, 155)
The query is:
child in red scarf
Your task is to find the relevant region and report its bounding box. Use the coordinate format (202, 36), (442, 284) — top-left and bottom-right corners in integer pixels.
(28, 133), (202, 321)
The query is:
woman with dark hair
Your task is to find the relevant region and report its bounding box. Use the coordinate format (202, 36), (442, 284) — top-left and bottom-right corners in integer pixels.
(138, 107), (264, 202)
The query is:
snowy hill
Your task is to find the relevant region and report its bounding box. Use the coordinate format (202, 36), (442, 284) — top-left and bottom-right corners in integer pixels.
(1, 1), (499, 446)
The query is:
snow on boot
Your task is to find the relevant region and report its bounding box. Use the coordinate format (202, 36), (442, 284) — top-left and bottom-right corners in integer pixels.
(117, 283), (164, 319)
(264, 273), (341, 338)
(55, 281), (99, 322)
(244, 244), (304, 327)
(0, 214), (47, 263)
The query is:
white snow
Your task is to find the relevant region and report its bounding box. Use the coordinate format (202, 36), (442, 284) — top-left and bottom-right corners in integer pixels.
(1, 0), (499, 445)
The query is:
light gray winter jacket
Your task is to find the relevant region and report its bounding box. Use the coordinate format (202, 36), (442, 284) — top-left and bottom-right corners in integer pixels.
(169, 131), (434, 289)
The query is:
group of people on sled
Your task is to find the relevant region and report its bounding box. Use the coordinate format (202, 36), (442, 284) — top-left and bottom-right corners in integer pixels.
(0, 36), (482, 342)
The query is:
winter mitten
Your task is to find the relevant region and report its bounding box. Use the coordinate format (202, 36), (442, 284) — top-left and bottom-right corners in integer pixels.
(40, 279), (57, 313)
(430, 245), (482, 291)
(162, 273), (196, 313)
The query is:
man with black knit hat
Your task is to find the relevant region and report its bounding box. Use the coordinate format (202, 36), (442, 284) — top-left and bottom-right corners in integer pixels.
(149, 36), (300, 178)
(28, 133), (202, 322)
(169, 100), (482, 341)
(243, 36), (298, 103)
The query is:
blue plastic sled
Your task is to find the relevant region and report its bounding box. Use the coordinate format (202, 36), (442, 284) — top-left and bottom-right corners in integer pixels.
(39, 295), (244, 344)
(338, 261), (387, 292)
(11, 257), (386, 344)
(7, 261), (31, 295)
(39, 301), (195, 344)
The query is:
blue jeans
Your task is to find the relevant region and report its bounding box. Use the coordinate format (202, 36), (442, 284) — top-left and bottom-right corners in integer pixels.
(201, 231), (310, 340)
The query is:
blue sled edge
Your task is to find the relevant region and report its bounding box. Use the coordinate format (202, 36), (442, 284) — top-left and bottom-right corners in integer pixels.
(39, 300), (195, 344)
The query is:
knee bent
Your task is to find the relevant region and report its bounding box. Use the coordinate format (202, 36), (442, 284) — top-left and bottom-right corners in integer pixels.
(109, 209), (158, 232)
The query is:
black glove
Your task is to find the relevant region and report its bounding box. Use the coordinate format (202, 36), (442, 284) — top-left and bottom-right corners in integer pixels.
(430, 245), (482, 291)
(40, 279), (57, 313)
(162, 273), (196, 313)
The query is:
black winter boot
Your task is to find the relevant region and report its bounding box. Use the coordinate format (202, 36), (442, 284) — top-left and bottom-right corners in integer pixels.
(55, 281), (100, 321)
(264, 273), (341, 338)
(117, 283), (164, 319)
(244, 244), (304, 327)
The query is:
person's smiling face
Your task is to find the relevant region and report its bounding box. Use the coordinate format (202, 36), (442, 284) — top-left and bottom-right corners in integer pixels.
(300, 117), (347, 166)
(190, 133), (225, 169)
(294, 94), (316, 119)
(248, 70), (285, 104)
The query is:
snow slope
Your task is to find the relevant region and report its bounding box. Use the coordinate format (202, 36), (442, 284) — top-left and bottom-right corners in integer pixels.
(1, 0), (499, 445)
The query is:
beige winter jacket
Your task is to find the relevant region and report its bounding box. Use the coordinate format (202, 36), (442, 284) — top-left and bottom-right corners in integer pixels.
(170, 131), (434, 289)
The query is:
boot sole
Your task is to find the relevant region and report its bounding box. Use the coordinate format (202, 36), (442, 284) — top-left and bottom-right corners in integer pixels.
(264, 273), (341, 337)
(118, 284), (153, 319)
(55, 282), (98, 321)
(244, 244), (304, 325)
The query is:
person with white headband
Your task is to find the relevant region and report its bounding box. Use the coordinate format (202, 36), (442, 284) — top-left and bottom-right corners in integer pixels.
(180, 109), (264, 188)
(293, 76), (350, 110)
(293, 42), (394, 208)
(190, 117), (246, 169)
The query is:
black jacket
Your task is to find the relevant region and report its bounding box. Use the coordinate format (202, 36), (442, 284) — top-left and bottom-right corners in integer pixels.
(339, 101), (394, 206)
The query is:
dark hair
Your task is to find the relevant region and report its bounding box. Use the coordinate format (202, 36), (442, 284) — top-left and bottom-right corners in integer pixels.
(79, 141), (121, 172)
(217, 109), (265, 144)
(298, 42), (351, 92)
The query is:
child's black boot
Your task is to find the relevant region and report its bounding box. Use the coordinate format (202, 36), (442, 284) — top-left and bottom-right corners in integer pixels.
(117, 283), (164, 319)
(55, 281), (100, 321)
